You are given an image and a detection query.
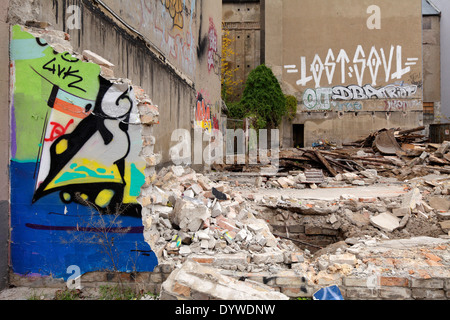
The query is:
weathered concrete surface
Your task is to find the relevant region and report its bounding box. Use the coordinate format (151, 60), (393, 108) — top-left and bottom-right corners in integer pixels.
(238, 183), (409, 201)
(160, 260), (289, 300)
(370, 212), (401, 232)
(264, 0), (424, 148)
(0, 0), (9, 291)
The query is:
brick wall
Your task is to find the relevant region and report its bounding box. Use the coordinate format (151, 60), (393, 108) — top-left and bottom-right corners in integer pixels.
(9, 263), (176, 296)
(222, 270), (450, 300)
(8, 266), (450, 300)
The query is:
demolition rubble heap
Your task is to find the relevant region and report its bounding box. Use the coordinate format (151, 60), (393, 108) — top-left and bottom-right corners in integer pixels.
(142, 127), (450, 300)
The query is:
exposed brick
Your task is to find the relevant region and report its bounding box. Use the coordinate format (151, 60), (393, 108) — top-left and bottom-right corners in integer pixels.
(281, 286), (314, 298)
(380, 277), (409, 287)
(379, 287), (412, 300)
(133, 272), (150, 283)
(359, 197), (377, 203)
(173, 281), (191, 298)
(81, 272), (107, 282)
(345, 287), (379, 300)
(412, 289), (446, 300)
(149, 272), (164, 283)
(424, 253), (442, 262)
(276, 275), (306, 287)
(426, 260), (444, 267)
(190, 256), (215, 264)
(343, 277), (370, 287)
(216, 216), (237, 232)
(411, 278), (444, 289)
(445, 279), (450, 290)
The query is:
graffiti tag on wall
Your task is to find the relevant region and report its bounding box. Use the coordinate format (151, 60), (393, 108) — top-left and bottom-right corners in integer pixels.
(303, 83), (418, 111)
(284, 45), (419, 88)
(135, 0), (197, 77)
(207, 17), (218, 73)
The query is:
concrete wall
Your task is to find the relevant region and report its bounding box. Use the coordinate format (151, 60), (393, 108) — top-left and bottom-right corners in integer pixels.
(223, 0), (261, 99)
(422, 15), (441, 104)
(263, 0), (424, 148)
(431, 0), (450, 122)
(0, 0), (10, 290)
(422, 12), (441, 126)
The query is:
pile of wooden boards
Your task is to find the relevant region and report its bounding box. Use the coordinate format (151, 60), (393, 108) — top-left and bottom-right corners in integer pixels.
(279, 128), (450, 180)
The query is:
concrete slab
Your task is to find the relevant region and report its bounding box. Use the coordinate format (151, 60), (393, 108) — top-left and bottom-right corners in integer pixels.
(238, 184), (408, 201)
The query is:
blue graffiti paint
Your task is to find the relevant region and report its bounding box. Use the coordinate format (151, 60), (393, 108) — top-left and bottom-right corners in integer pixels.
(10, 161), (158, 280)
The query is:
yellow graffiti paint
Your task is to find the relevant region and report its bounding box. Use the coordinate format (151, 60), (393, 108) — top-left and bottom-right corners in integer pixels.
(62, 192), (71, 202)
(44, 158), (123, 191)
(55, 139), (68, 154)
(95, 189), (115, 208)
(80, 193), (89, 201)
(196, 120), (212, 132)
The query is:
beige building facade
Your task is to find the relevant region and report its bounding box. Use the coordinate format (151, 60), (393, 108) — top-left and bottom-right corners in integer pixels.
(223, 0), (261, 100)
(262, 0), (424, 148)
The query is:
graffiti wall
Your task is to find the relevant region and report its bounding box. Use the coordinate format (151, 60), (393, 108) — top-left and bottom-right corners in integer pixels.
(10, 25), (157, 280)
(265, 0), (423, 147)
(278, 0), (423, 113)
(101, 0), (199, 78)
(195, 92), (220, 132)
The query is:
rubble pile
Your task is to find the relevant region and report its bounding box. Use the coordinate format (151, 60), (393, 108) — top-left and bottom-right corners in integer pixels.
(139, 165), (303, 274)
(275, 142), (450, 183)
(213, 127), (450, 185)
(141, 155), (449, 297)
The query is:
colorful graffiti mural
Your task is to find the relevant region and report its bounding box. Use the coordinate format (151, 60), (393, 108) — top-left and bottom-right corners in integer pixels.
(195, 93), (219, 132)
(10, 25), (157, 280)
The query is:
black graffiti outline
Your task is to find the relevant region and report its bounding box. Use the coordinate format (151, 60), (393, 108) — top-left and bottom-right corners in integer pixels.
(42, 57), (86, 93)
(32, 77), (139, 217)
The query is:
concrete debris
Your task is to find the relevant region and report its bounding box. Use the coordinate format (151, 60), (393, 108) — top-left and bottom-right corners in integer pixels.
(370, 213), (401, 232)
(82, 50), (115, 68)
(139, 140), (449, 300)
(160, 260), (289, 300)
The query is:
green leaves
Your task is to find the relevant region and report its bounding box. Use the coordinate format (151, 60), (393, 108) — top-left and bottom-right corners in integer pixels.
(240, 65), (287, 130)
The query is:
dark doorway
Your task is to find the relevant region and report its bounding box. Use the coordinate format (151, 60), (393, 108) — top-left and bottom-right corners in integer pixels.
(293, 124), (304, 148)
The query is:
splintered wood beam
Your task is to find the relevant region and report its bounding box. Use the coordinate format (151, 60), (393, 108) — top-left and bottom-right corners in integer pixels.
(313, 150), (338, 177)
(397, 126), (425, 136)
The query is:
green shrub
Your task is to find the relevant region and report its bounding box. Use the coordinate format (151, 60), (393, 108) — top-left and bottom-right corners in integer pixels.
(285, 95), (298, 121)
(240, 64), (287, 130)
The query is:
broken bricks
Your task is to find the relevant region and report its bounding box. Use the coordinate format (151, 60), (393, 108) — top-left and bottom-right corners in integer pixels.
(170, 198), (211, 233)
(142, 151), (450, 300)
